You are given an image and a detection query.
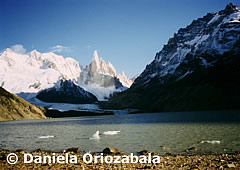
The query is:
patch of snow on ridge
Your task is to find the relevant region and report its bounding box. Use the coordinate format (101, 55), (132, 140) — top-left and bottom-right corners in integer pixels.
(185, 36), (202, 46)
(195, 35), (210, 47)
(208, 14), (221, 25)
(222, 11), (240, 24)
(176, 71), (193, 81)
(184, 34), (210, 48)
(176, 47), (191, 61)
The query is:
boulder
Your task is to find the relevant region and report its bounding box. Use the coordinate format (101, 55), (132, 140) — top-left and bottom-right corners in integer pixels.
(102, 147), (119, 154)
(66, 147), (81, 153)
(16, 149), (28, 154)
(33, 148), (42, 153)
(138, 150), (150, 155)
(185, 147), (198, 152)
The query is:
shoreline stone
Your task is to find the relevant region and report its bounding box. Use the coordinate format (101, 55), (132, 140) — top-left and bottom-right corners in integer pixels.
(102, 147), (119, 154)
(66, 147), (81, 153)
(0, 149), (239, 169)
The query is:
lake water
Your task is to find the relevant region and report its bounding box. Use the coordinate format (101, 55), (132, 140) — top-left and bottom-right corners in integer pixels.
(0, 110), (240, 155)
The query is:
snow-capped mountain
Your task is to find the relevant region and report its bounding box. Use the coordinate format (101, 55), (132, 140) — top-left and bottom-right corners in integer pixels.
(0, 48), (81, 95)
(80, 50), (132, 88)
(28, 50), (81, 80)
(36, 79), (98, 104)
(0, 48), (132, 102)
(107, 3), (240, 111)
(78, 50), (132, 100)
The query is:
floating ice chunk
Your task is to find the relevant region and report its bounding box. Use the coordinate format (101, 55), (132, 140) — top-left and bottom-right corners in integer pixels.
(90, 131), (100, 139)
(200, 140), (220, 144)
(38, 135), (54, 139)
(103, 131), (120, 135)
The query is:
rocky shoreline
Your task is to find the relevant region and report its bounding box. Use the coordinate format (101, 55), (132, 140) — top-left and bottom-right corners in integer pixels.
(1, 148), (239, 169)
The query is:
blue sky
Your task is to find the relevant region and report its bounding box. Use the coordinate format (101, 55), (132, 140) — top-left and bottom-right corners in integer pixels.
(1, 0), (240, 77)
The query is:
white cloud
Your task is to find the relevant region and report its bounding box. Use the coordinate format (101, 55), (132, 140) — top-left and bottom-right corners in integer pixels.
(50, 45), (69, 53)
(10, 44), (26, 54)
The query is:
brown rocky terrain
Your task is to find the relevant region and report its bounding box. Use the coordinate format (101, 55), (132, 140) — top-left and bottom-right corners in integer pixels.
(0, 87), (46, 121)
(0, 149), (239, 169)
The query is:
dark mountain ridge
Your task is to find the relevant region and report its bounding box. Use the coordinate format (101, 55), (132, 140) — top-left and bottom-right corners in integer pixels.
(104, 3), (240, 112)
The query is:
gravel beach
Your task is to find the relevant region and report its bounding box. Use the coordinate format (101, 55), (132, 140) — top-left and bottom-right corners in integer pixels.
(1, 149), (240, 169)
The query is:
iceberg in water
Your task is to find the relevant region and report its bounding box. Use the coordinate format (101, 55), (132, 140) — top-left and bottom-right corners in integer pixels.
(200, 140), (220, 144)
(38, 135), (54, 139)
(103, 131), (120, 135)
(90, 131), (100, 139)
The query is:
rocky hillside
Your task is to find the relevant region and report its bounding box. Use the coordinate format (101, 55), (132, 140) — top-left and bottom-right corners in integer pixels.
(0, 87), (46, 121)
(105, 3), (240, 112)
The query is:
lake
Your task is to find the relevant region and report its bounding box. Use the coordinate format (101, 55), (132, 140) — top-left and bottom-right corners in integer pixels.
(0, 110), (240, 155)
